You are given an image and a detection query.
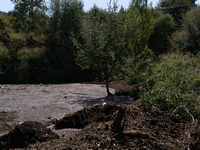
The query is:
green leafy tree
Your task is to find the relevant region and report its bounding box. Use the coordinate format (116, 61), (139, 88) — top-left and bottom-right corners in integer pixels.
(10, 0), (47, 32)
(148, 14), (176, 54)
(46, 0), (84, 82)
(0, 44), (9, 77)
(170, 6), (200, 53)
(74, 0), (127, 96)
(158, 0), (195, 7)
(157, 0), (196, 25)
(125, 0), (155, 59)
(124, 0), (155, 85)
(88, 4), (107, 22)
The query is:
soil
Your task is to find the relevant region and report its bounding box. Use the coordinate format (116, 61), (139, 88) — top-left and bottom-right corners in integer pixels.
(0, 81), (200, 150)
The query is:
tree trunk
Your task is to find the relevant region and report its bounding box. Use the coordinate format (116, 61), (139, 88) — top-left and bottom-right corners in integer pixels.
(110, 106), (126, 130)
(105, 76), (112, 96)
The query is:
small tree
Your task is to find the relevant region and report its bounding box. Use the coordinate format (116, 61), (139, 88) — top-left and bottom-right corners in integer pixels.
(74, 0), (127, 96)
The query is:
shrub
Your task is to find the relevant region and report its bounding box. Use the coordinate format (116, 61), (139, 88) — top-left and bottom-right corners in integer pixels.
(126, 55), (155, 85)
(140, 52), (200, 119)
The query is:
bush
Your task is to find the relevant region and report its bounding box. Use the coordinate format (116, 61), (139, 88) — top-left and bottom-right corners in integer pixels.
(140, 52), (200, 119)
(125, 55), (155, 85)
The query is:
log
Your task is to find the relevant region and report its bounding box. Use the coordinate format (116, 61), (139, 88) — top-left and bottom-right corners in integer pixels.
(123, 130), (150, 139)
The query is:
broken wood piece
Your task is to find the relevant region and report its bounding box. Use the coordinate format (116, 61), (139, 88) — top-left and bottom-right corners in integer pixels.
(123, 130), (150, 139)
(170, 105), (196, 124)
(110, 106), (126, 130)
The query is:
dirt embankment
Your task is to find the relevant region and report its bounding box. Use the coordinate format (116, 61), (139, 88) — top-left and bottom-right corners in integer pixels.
(1, 101), (200, 150)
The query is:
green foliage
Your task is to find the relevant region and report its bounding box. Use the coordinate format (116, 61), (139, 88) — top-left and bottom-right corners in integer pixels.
(148, 14), (176, 54)
(9, 33), (27, 51)
(46, 0), (84, 82)
(0, 11), (7, 16)
(157, 0), (194, 7)
(0, 44), (9, 59)
(140, 52), (200, 119)
(170, 6), (200, 53)
(126, 53), (155, 85)
(0, 17), (5, 30)
(157, 0), (195, 25)
(17, 47), (45, 82)
(10, 0), (48, 32)
(48, 0), (83, 48)
(9, 16), (23, 33)
(125, 0), (155, 59)
(74, 0), (127, 95)
(125, 0), (155, 86)
(89, 4), (107, 22)
(0, 44), (9, 75)
(0, 14), (14, 37)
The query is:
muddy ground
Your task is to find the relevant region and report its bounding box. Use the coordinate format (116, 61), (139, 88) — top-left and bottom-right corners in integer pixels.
(0, 81), (200, 150)
(0, 81), (134, 135)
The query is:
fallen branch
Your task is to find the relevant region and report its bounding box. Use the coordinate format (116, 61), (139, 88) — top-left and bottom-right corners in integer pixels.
(182, 106), (195, 124)
(170, 105), (180, 118)
(170, 105), (195, 124)
(123, 130), (150, 139)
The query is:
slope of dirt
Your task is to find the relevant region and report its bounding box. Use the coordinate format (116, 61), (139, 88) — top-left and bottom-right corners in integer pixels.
(2, 101), (199, 150)
(55, 103), (118, 129)
(0, 121), (59, 150)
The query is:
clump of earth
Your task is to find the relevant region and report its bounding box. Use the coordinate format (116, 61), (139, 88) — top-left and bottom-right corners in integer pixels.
(0, 81), (199, 150)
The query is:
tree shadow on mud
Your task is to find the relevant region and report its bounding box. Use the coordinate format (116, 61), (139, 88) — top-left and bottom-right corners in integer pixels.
(69, 96), (134, 107)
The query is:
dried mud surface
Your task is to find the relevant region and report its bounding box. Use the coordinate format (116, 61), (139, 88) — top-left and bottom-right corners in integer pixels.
(0, 81), (200, 150)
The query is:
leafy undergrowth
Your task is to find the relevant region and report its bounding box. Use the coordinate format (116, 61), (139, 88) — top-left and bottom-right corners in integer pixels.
(138, 53), (200, 119)
(4, 101), (199, 150)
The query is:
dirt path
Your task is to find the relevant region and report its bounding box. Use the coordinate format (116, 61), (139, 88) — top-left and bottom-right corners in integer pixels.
(0, 83), (133, 136)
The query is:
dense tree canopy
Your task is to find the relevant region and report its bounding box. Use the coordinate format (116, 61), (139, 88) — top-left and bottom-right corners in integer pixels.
(148, 14), (176, 54)
(45, 0), (84, 82)
(170, 6), (200, 53)
(157, 0), (196, 25)
(157, 0), (195, 7)
(10, 0), (47, 32)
